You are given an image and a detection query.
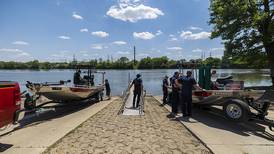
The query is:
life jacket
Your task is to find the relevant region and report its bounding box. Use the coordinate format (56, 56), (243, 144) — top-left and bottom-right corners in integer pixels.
(133, 78), (142, 92)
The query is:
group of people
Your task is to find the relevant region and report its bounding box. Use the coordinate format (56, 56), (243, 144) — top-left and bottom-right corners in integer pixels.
(129, 71), (202, 113)
(162, 71), (202, 118)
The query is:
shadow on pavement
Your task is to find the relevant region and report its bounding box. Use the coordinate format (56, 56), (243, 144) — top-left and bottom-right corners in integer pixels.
(161, 100), (274, 141)
(187, 106), (274, 141)
(0, 100), (100, 137)
(0, 143), (13, 152)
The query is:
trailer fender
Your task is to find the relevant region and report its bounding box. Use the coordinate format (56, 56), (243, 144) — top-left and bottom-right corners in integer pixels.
(223, 99), (251, 122)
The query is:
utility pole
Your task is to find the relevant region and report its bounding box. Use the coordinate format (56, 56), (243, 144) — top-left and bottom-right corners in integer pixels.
(133, 46), (136, 65)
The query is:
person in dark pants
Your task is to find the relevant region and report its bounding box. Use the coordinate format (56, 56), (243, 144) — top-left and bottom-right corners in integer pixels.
(176, 71), (202, 117)
(104, 79), (111, 100)
(162, 75), (169, 105)
(130, 74), (143, 108)
(167, 72), (180, 118)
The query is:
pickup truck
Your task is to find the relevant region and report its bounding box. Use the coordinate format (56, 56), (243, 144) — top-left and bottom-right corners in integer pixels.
(0, 81), (21, 128)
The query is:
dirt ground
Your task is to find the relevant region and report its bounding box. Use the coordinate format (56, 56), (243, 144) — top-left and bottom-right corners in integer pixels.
(44, 97), (211, 154)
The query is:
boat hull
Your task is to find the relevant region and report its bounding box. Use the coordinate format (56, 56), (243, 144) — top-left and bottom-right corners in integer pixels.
(31, 85), (104, 102)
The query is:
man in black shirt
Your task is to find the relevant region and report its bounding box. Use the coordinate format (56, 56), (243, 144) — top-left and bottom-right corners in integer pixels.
(176, 71), (202, 117)
(130, 74), (143, 108)
(162, 75), (169, 105)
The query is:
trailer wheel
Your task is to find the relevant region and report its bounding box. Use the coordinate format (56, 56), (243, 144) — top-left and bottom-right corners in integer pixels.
(223, 99), (250, 122)
(93, 92), (100, 103)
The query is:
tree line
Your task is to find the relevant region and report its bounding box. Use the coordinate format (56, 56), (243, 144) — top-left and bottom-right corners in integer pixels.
(0, 55), (268, 70)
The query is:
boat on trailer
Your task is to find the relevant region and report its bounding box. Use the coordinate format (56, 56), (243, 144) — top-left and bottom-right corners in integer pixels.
(23, 66), (105, 110)
(167, 68), (274, 130)
(26, 81), (104, 102)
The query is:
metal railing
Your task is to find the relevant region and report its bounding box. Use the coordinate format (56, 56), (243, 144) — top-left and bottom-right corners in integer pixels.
(118, 83), (131, 115)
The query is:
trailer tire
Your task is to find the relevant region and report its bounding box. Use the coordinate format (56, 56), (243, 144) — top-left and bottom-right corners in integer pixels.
(223, 99), (250, 122)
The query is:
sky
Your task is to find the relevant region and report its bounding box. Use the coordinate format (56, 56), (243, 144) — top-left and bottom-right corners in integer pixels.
(0, 0), (224, 62)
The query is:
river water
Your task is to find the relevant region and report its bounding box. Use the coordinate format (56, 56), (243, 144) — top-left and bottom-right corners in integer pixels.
(0, 69), (271, 96)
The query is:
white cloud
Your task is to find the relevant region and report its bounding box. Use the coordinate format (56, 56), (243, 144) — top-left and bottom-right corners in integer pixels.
(0, 48), (22, 53)
(169, 37), (178, 41)
(91, 31), (109, 38)
(50, 51), (72, 62)
(188, 26), (203, 30)
(80, 28), (88, 32)
(112, 41), (127, 45)
(168, 34), (178, 41)
(210, 47), (224, 51)
(12, 41), (29, 46)
(180, 31), (211, 40)
(192, 48), (202, 52)
(72, 12), (83, 20)
(106, 3), (164, 23)
(58, 36), (71, 40)
(117, 51), (130, 55)
(167, 47), (183, 51)
(138, 53), (150, 57)
(133, 32), (155, 40)
(91, 44), (107, 50)
(155, 30), (163, 36)
(0, 48), (33, 61)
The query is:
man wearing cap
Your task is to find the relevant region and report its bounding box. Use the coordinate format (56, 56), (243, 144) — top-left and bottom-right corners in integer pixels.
(130, 74), (143, 108)
(162, 75), (169, 105)
(176, 71), (202, 117)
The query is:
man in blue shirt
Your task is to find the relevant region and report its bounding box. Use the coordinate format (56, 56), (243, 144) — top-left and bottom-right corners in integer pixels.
(176, 71), (202, 117)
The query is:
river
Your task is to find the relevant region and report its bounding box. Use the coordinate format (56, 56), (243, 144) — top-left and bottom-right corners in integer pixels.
(0, 69), (271, 96)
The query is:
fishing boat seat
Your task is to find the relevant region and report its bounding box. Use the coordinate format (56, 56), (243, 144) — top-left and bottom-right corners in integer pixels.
(216, 75), (233, 85)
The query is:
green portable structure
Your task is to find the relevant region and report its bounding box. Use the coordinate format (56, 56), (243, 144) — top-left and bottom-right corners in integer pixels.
(198, 65), (211, 90)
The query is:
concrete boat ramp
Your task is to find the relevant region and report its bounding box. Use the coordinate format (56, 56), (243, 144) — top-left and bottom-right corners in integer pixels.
(0, 88), (211, 154)
(0, 90), (273, 154)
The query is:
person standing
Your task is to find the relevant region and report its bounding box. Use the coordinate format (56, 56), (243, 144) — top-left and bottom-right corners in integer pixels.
(130, 74), (143, 108)
(167, 72), (180, 118)
(162, 75), (169, 105)
(176, 71), (202, 117)
(105, 79), (111, 100)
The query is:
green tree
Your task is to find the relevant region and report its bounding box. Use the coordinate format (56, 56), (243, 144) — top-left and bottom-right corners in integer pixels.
(209, 0), (274, 86)
(138, 57), (152, 69)
(203, 57), (222, 68)
(27, 60), (40, 69)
